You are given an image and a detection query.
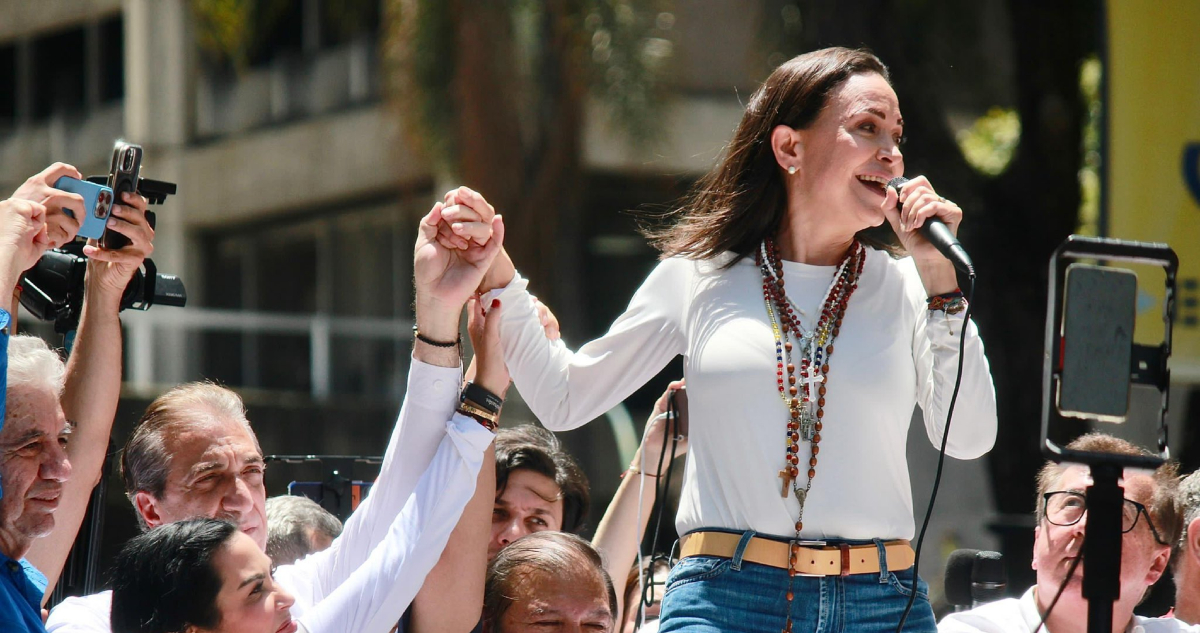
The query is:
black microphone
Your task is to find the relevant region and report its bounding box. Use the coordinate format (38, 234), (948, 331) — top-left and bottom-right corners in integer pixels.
(970, 550), (1007, 604)
(944, 549), (1007, 611)
(887, 177), (975, 276)
(944, 549), (978, 610)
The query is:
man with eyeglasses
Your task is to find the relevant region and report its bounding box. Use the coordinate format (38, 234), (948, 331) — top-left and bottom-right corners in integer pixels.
(940, 433), (1199, 633)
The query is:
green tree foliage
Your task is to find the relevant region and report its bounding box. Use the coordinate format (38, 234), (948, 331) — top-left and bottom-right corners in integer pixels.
(190, 0), (294, 69)
(190, 0), (378, 70)
(958, 108), (1021, 177)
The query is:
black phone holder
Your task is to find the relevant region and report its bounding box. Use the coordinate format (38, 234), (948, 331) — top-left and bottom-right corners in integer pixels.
(84, 175), (177, 204)
(1040, 235), (1177, 633)
(264, 455), (383, 522)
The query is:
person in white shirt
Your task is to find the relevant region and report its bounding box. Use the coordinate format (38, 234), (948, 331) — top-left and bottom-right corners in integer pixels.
(436, 45), (998, 631)
(47, 198), (509, 633)
(1169, 470), (1200, 625)
(939, 433), (1197, 633)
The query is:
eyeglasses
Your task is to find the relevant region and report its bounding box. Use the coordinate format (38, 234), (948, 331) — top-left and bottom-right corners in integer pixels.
(1042, 491), (1167, 545)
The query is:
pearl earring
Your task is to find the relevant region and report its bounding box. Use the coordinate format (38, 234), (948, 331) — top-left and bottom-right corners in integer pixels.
(787, 165), (797, 175)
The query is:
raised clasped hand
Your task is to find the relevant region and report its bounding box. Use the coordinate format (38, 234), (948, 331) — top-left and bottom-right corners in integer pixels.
(414, 191), (505, 314)
(881, 175), (963, 264)
(435, 186), (496, 251)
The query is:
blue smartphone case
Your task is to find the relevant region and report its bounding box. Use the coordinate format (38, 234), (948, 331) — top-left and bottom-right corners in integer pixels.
(53, 176), (114, 240)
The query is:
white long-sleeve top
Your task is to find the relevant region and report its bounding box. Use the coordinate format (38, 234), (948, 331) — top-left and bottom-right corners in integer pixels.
(295, 410), (491, 632)
(491, 248), (997, 540)
(46, 359), (488, 633)
(937, 586), (1200, 632)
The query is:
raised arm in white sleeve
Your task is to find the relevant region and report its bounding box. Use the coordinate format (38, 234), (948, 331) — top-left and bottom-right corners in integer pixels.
(909, 265), (997, 459)
(276, 356), (464, 608)
(489, 258), (690, 431)
(295, 413), (493, 633)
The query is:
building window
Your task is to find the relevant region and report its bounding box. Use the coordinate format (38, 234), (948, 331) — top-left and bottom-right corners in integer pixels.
(98, 15), (124, 103)
(32, 27), (86, 120)
(196, 198), (414, 399)
(0, 44), (15, 130)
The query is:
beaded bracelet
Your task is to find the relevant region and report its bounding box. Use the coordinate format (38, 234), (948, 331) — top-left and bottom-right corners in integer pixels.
(927, 289), (968, 315)
(412, 324), (461, 348)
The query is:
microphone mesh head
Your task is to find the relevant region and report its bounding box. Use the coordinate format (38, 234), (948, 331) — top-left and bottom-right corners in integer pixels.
(886, 176), (909, 192)
(972, 550), (1007, 585)
(944, 548), (980, 606)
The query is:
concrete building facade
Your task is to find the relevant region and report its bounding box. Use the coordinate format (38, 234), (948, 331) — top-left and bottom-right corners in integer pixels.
(1, 0), (998, 609)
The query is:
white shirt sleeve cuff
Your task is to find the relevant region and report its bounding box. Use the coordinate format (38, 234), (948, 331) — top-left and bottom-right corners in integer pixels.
(405, 355), (464, 406)
(483, 271), (529, 304)
(448, 413), (498, 452)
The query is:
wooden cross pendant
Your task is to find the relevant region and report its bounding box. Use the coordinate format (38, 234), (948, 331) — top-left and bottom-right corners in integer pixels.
(779, 468), (794, 498)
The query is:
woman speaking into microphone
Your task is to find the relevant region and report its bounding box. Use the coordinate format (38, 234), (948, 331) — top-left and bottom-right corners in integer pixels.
(443, 46), (997, 632)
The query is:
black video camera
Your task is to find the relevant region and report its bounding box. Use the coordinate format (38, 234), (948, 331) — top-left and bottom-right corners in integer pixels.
(19, 142), (186, 333)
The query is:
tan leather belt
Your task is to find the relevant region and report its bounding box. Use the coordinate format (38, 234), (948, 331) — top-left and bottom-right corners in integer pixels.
(678, 531), (914, 577)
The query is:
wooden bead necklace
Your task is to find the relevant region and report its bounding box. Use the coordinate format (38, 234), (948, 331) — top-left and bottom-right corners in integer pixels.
(757, 237), (865, 633)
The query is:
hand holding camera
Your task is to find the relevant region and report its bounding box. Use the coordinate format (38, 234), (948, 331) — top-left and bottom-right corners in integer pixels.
(81, 190), (156, 305)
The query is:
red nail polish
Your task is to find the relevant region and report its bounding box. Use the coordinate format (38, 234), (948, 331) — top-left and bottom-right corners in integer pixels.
(491, 299), (501, 309)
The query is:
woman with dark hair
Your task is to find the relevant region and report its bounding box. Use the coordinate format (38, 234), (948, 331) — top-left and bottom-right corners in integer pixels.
(442, 46), (998, 631)
(110, 519), (297, 633)
(110, 443), (492, 633)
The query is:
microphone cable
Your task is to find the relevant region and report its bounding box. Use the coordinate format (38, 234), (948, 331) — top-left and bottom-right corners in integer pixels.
(896, 275), (976, 632)
(634, 389), (683, 629)
(1033, 552), (1082, 633)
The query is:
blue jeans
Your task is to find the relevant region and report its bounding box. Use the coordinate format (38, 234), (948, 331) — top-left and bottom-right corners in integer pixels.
(658, 532), (935, 633)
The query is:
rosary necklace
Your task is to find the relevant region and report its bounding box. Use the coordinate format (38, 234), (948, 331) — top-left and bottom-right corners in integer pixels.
(758, 237), (865, 633)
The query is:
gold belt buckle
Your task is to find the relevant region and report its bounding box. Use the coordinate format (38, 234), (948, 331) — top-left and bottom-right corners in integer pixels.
(792, 540), (826, 577)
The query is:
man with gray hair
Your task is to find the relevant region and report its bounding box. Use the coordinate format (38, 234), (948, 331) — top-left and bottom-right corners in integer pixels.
(0, 335), (71, 632)
(1171, 470), (1200, 624)
(266, 495), (344, 566)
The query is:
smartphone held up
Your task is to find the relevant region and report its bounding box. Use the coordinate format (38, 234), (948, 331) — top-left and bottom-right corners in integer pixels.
(100, 142), (143, 249)
(51, 176), (114, 240)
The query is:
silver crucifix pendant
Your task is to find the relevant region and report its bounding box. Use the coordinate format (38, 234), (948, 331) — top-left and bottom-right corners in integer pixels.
(799, 408), (816, 442)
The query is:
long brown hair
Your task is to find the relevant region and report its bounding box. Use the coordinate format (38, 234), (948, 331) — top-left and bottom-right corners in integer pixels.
(647, 47), (892, 264)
